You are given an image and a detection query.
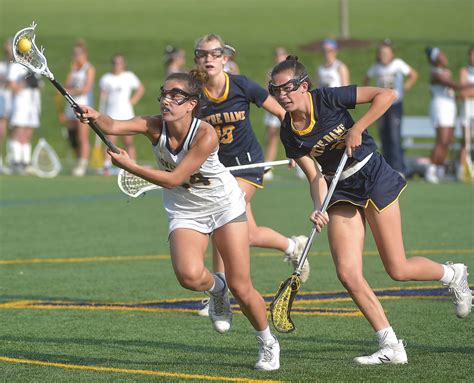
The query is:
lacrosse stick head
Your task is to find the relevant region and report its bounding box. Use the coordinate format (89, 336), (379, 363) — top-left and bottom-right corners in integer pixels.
(270, 274), (301, 333)
(117, 169), (160, 198)
(12, 22), (54, 80)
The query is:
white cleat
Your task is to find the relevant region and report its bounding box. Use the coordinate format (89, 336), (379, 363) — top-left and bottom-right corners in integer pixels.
(208, 274), (232, 333)
(255, 335), (280, 371)
(445, 263), (473, 318)
(353, 340), (408, 365)
(284, 235), (310, 283)
(197, 298), (209, 317)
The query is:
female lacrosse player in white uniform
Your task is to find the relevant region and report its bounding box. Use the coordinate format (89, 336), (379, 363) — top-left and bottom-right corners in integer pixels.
(0, 38), (13, 174)
(64, 39), (96, 177)
(458, 47), (474, 181)
(77, 70), (280, 371)
(7, 61), (42, 174)
(424, 47), (460, 183)
(270, 56), (472, 365)
(99, 53), (144, 174)
(316, 38), (350, 88)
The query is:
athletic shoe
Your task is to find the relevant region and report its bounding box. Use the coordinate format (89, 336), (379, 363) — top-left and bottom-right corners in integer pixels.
(72, 164), (87, 177)
(445, 262), (473, 318)
(425, 164), (439, 184)
(353, 340), (408, 365)
(284, 235), (310, 283)
(208, 274), (232, 333)
(197, 297), (210, 317)
(255, 335), (280, 371)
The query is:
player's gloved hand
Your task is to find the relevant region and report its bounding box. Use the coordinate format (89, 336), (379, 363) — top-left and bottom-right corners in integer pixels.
(310, 210), (329, 232)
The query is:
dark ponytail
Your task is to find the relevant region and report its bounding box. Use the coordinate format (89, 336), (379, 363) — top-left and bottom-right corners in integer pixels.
(270, 55), (312, 89)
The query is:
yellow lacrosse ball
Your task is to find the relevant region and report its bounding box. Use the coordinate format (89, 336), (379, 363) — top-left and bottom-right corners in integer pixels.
(18, 38), (32, 54)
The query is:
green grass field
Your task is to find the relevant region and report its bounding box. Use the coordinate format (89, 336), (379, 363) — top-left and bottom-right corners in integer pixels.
(1, 0), (474, 381)
(1, 169), (473, 382)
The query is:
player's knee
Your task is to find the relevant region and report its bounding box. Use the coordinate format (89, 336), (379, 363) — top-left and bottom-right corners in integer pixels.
(385, 265), (410, 281)
(227, 279), (252, 301)
(336, 269), (364, 291)
(175, 269), (205, 291)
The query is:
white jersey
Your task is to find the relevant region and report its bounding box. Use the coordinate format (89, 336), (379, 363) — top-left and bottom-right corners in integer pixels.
(430, 67), (455, 101)
(317, 59), (344, 88)
(99, 71), (141, 120)
(462, 66), (474, 121)
(65, 62), (93, 119)
(0, 60), (12, 118)
(153, 117), (244, 219)
(366, 58), (411, 104)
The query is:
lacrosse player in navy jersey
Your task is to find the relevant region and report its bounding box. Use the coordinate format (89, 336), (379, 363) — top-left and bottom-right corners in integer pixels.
(269, 56), (472, 365)
(193, 34), (309, 317)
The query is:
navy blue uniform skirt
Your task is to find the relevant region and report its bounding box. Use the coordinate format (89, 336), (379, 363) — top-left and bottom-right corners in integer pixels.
(219, 145), (265, 188)
(327, 152), (407, 212)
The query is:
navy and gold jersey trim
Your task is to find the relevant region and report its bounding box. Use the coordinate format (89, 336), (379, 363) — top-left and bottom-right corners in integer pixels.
(290, 93), (316, 136)
(203, 72), (230, 103)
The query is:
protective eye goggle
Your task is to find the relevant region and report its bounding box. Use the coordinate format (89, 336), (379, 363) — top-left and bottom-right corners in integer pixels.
(158, 86), (199, 106)
(268, 75), (309, 96)
(194, 48), (224, 59)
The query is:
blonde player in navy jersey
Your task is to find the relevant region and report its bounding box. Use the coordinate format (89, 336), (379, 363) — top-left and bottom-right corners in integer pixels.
(193, 34), (309, 317)
(77, 70), (280, 371)
(270, 56), (472, 365)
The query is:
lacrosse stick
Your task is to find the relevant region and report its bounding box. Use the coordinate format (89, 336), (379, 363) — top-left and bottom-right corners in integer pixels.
(270, 152), (348, 333)
(12, 22), (119, 154)
(118, 159), (290, 198)
(31, 137), (62, 178)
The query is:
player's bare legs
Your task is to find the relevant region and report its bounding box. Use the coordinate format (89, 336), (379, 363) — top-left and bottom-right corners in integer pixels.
(213, 220), (267, 330)
(328, 204), (390, 331)
(366, 201), (444, 280)
(169, 229), (213, 291)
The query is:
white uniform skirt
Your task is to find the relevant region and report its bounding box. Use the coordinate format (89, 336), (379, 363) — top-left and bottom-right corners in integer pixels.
(430, 97), (456, 128)
(10, 88), (41, 128)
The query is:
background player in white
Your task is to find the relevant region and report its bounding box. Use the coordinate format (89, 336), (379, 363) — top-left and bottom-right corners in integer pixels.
(263, 47), (288, 181)
(64, 39), (96, 177)
(99, 53), (145, 174)
(0, 38), (13, 174)
(317, 38), (350, 88)
(458, 47), (474, 181)
(424, 47), (462, 183)
(164, 45), (186, 76)
(77, 70), (281, 371)
(7, 61), (42, 174)
(363, 40), (418, 177)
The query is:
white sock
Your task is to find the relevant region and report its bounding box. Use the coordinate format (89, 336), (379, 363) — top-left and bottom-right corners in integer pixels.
(256, 326), (274, 342)
(285, 238), (296, 255)
(440, 264), (455, 285)
(207, 273), (225, 296)
(78, 158), (88, 167)
(376, 326), (398, 346)
(22, 143), (32, 165)
(8, 140), (22, 164)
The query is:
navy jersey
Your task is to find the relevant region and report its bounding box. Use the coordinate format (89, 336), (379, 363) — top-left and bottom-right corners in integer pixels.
(200, 73), (268, 165)
(280, 85), (378, 175)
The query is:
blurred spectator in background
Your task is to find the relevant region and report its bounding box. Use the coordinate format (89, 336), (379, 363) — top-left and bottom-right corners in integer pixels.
(7, 52), (42, 175)
(317, 38), (350, 87)
(0, 38), (13, 174)
(64, 39), (96, 177)
(164, 45), (186, 76)
(363, 40), (418, 177)
(424, 47), (460, 183)
(263, 47), (287, 181)
(99, 53), (145, 175)
(223, 44), (240, 74)
(457, 47), (474, 181)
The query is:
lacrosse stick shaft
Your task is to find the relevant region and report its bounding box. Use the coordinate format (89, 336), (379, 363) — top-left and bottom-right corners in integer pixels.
(50, 79), (120, 154)
(294, 152), (349, 274)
